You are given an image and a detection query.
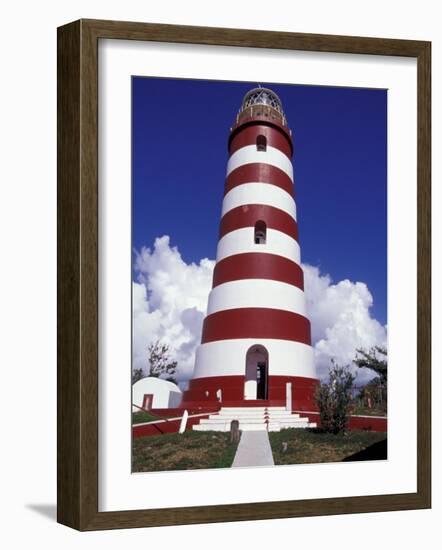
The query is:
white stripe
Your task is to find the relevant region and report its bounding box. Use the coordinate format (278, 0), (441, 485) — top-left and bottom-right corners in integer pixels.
(207, 279), (306, 316)
(193, 339), (316, 379)
(222, 183), (297, 220)
(216, 227), (300, 263)
(227, 145), (293, 181)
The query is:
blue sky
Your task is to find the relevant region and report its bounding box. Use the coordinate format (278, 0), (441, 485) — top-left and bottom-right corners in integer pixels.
(132, 77), (387, 325)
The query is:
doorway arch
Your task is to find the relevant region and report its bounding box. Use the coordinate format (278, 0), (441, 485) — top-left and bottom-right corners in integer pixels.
(244, 345), (269, 400)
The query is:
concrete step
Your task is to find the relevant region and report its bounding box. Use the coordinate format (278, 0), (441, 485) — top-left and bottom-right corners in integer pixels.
(231, 424), (268, 431)
(212, 416), (304, 424)
(194, 422), (268, 432)
(207, 413), (252, 418)
(220, 406), (286, 412)
(213, 413), (302, 421)
(201, 417), (267, 425)
(216, 409), (300, 416)
(211, 411), (266, 419)
(266, 412), (301, 418)
(208, 418), (303, 426)
(217, 408), (299, 416)
(192, 406), (315, 432)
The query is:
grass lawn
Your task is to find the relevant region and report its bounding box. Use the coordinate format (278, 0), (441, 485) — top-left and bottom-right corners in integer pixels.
(132, 431), (239, 472)
(132, 410), (161, 424)
(269, 428), (387, 465)
(351, 406), (387, 417)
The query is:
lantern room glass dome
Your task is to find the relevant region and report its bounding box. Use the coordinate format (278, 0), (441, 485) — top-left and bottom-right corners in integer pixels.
(237, 87), (287, 126)
(241, 87), (284, 114)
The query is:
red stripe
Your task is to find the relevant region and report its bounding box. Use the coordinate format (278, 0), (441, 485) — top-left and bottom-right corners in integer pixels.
(229, 124), (292, 158)
(185, 375), (318, 392)
(212, 253), (304, 289)
(201, 308), (311, 344)
(181, 375), (319, 409)
(225, 163), (294, 197)
(220, 204), (298, 241)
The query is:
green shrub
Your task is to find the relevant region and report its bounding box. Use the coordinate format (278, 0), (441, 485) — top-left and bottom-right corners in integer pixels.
(315, 361), (355, 434)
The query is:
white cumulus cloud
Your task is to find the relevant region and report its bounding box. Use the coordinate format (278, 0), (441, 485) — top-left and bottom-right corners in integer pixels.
(133, 236), (387, 386)
(132, 236), (215, 383)
(303, 264), (387, 383)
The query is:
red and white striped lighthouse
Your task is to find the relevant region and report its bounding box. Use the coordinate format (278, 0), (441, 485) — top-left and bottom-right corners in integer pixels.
(182, 87), (319, 411)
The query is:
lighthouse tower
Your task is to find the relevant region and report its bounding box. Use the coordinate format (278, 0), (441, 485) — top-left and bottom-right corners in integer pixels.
(182, 87), (319, 412)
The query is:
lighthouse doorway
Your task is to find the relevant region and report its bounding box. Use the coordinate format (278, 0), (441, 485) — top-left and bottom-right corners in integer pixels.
(244, 345), (268, 400)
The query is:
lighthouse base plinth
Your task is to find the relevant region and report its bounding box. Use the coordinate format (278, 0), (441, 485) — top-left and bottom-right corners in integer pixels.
(180, 374), (319, 411)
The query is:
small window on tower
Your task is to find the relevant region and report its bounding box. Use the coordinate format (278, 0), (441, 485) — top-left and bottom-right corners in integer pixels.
(254, 220), (267, 244)
(256, 135), (267, 152)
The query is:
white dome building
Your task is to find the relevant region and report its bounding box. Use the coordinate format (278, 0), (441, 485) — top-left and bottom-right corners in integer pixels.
(132, 377), (182, 411)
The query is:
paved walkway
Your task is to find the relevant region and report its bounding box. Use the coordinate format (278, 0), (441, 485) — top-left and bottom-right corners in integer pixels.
(232, 431), (275, 468)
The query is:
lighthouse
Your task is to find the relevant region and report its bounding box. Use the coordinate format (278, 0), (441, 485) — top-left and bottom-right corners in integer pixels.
(182, 87), (319, 414)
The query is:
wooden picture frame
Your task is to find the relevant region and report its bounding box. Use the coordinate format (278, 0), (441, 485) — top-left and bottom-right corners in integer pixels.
(57, 18), (431, 531)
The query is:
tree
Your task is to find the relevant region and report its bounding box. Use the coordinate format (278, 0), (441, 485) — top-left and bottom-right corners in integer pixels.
(354, 346), (388, 411)
(354, 346), (387, 384)
(147, 340), (177, 383)
(315, 361), (355, 434)
(132, 368), (144, 384)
